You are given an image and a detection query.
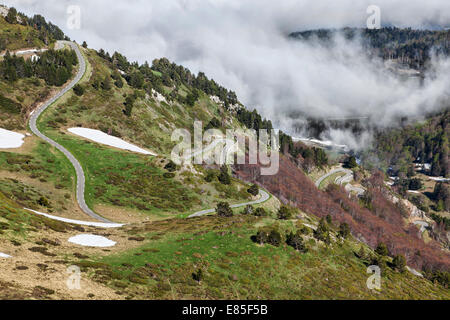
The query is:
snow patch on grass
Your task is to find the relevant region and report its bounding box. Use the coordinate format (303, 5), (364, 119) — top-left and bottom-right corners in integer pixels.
(24, 208), (124, 228)
(0, 252), (12, 258)
(68, 234), (116, 247)
(406, 266), (423, 277)
(429, 177), (450, 182)
(0, 128), (25, 149)
(68, 127), (156, 156)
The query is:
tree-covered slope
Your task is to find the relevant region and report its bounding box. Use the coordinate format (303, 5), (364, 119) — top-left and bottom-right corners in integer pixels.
(290, 27), (450, 69)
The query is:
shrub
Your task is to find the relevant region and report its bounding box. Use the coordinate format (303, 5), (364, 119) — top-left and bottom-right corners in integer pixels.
(277, 206), (293, 220)
(345, 156), (358, 169)
(216, 202), (233, 217)
(0, 94), (21, 114)
(247, 184), (259, 197)
(5, 7), (17, 24)
(357, 245), (366, 260)
(73, 84), (85, 96)
(314, 218), (330, 244)
(186, 89), (200, 106)
(255, 229), (269, 245)
(392, 254), (406, 272)
(163, 172), (175, 179)
(192, 269), (203, 282)
(242, 205), (254, 215)
(101, 76), (112, 90)
(338, 223), (351, 239)
(254, 207), (268, 217)
(371, 255), (388, 273)
(204, 170), (216, 182)
(254, 227), (281, 247)
(37, 197), (50, 207)
(430, 213), (450, 231)
(286, 232), (306, 252)
(114, 77), (124, 88)
(408, 178), (423, 191)
(205, 117), (221, 131)
(375, 242), (389, 256)
(423, 269), (450, 288)
(218, 165), (231, 185)
(164, 161), (177, 172)
(123, 95), (135, 116)
(299, 226), (312, 235)
(268, 230), (282, 247)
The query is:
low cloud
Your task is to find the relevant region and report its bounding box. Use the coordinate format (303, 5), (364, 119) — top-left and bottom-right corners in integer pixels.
(6, 0), (450, 148)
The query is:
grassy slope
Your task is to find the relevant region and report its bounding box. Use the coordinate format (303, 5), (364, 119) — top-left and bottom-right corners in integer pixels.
(38, 48), (241, 157)
(0, 40), (259, 222)
(0, 16), (58, 131)
(0, 25), (448, 299)
(0, 191), (75, 238)
(0, 138), (77, 217)
(31, 47), (252, 219)
(0, 16), (47, 52)
(0, 140), (74, 191)
(0, 77), (53, 130)
(78, 214), (450, 300)
(33, 129), (253, 218)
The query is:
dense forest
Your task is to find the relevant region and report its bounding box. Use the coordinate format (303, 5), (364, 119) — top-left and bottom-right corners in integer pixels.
(363, 110), (449, 178)
(0, 49), (77, 86)
(290, 27), (450, 69)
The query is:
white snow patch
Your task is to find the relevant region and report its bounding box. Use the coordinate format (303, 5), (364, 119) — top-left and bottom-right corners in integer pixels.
(292, 136), (348, 151)
(68, 234), (116, 247)
(0, 252), (12, 258)
(15, 48), (47, 55)
(0, 128), (25, 149)
(429, 177), (450, 182)
(408, 190), (421, 194)
(24, 208), (124, 229)
(210, 95), (223, 105)
(151, 89), (167, 104)
(413, 220), (430, 232)
(303, 223), (317, 231)
(68, 128), (156, 156)
(406, 266), (423, 277)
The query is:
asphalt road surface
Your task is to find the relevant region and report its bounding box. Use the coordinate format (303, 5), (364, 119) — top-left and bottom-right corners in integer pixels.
(28, 41), (112, 223)
(316, 167), (365, 196)
(188, 189), (270, 218)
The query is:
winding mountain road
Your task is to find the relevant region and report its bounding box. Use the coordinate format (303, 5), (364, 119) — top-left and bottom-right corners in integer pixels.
(188, 189), (270, 218)
(316, 167), (365, 196)
(315, 168), (348, 188)
(28, 41), (111, 223)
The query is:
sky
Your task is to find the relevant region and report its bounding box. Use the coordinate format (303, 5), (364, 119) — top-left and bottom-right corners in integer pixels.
(4, 0), (450, 148)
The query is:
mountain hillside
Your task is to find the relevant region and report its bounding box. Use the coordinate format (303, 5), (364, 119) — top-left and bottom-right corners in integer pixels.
(0, 7), (448, 299)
